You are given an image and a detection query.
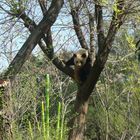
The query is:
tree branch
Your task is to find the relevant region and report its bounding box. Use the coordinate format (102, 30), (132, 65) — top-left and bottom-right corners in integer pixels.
(97, 0), (126, 65)
(104, 0), (125, 50)
(79, 0), (126, 100)
(69, 1), (88, 49)
(18, 7), (73, 78)
(5, 0), (73, 79)
(84, 1), (96, 66)
(3, 0), (64, 79)
(38, 0), (54, 59)
(17, 11), (36, 32)
(38, 0), (47, 15)
(95, 3), (105, 49)
(89, 13), (96, 66)
(89, 14), (94, 50)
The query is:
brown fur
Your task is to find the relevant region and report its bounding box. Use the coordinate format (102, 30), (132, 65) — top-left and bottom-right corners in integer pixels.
(66, 49), (91, 84)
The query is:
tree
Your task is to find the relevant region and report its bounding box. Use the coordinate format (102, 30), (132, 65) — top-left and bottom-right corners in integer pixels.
(0, 0), (140, 140)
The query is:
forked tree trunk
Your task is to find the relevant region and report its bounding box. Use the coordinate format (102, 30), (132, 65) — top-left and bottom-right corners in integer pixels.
(68, 90), (89, 140)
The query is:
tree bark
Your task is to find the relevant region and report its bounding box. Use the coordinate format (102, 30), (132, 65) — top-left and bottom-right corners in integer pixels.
(0, 80), (13, 140)
(68, 90), (89, 140)
(68, 59), (104, 140)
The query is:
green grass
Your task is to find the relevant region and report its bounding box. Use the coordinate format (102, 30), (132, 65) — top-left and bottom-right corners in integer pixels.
(9, 74), (68, 140)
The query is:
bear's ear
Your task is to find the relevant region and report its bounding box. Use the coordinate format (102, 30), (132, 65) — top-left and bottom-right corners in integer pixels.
(82, 53), (87, 58)
(73, 53), (77, 57)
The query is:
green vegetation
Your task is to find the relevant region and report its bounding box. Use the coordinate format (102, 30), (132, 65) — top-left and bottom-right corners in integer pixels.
(1, 45), (139, 139)
(8, 65), (70, 140)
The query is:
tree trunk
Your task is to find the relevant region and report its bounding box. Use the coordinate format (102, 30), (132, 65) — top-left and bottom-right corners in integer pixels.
(0, 87), (4, 139)
(0, 80), (13, 140)
(68, 90), (89, 140)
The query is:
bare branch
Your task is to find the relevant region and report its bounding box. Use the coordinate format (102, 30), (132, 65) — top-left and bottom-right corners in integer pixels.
(38, 41), (74, 77)
(16, 10), (53, 56)
(105, 0), (126, 50)
(38, 0), (47, 15)
(1, 0), (74, 79)
(38, 0), (54, 60)
(83, 1), (96, 66)
(3, 0), (64, 79)
(88, 13), (96, 66)
(0, 5), (14, 16)
(95, 3), (105, 49)
(17, 8), (73, 77)
(18, 12), (36, 32)
(69, 1), (88, 49)
(89, 14), (94, 50)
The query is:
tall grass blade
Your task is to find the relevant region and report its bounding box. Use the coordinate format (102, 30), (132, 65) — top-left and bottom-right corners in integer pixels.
(60, 103), (64, 140)
(56, 102), (61, 140)
(41, 101), (46, 140)
(28, 121), (33, 140)
(45, 74), (50, 139)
